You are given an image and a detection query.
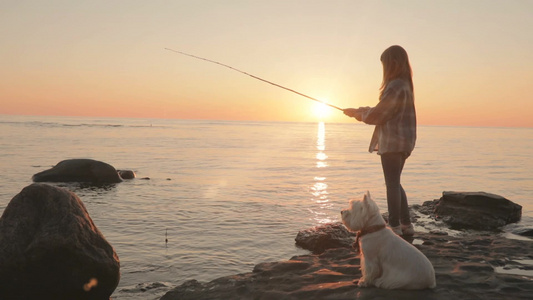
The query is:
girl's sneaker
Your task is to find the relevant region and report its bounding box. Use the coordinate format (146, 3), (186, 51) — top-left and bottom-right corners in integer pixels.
(388, 225), (402, 235)
(401, 224), (415, 236)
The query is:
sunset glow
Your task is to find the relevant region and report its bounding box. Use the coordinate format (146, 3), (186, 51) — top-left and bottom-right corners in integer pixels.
(1, 1), (532, 127)
(312, 102), (333, 120)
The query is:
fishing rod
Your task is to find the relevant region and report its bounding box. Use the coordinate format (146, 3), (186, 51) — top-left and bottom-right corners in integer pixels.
(164, 48), (345, 111)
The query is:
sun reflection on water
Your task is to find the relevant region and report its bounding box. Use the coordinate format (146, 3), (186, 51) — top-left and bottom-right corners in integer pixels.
(310, 122), (334, 224)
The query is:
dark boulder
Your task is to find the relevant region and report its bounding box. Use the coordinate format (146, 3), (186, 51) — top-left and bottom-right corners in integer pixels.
(0, 184), (120, 299)
(295, 222), (355, 254)
(433, 191), (522, 231)
(32, 159), (123, 184)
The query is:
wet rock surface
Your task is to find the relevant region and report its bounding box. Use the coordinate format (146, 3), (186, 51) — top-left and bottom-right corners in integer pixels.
(161, 224), (533, 300)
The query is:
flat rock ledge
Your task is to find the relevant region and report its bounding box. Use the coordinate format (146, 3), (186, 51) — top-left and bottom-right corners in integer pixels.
(161, 232), (533, 300)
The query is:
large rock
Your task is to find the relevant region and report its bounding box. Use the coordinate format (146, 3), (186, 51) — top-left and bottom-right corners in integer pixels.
(0, 184), (120, 299)
(32, 159), (123, 184)
(295, 222), (355, 254)
(433, 191), (522, 231)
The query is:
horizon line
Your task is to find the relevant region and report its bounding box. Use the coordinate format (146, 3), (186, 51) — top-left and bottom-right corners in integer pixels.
(1, 113), (531, 129)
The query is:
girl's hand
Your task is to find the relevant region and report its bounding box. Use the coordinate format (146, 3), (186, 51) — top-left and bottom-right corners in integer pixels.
(343, 108), (358, 118)
(343, 108), (363, 121)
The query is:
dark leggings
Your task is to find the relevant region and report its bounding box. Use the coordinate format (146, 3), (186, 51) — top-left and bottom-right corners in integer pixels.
(381, 152), (411, 227)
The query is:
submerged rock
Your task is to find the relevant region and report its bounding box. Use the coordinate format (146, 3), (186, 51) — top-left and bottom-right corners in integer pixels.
(32, 159), (123, 184)
(117, 169), (136, 180)
(0, 184), (120, 299)
(512, 228), (533, 237)
(31, 158), (137, 183)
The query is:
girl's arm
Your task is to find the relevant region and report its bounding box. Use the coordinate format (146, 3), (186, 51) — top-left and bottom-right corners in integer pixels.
(361, 82), (406, 125)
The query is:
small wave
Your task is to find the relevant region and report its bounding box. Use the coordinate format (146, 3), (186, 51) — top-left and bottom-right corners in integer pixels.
(1, 120), (158, 129)
(62, 123), (124, 128)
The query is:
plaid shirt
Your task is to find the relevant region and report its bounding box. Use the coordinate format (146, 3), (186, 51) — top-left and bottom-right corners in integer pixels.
(362, 79), (417, 157)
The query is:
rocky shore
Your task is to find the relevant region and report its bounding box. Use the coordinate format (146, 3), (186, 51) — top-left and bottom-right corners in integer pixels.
(161, 192), (532, 300)
(160, 230), (532, 300)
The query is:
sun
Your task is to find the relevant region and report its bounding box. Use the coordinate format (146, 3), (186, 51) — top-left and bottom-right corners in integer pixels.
(312, 102), (332, 119)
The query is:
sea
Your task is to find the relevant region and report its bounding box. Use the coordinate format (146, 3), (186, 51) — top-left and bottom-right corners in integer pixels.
(0, 115), (531, 299)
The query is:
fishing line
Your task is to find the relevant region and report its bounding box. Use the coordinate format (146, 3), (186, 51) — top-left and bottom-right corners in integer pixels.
(164, 48), (344, 111)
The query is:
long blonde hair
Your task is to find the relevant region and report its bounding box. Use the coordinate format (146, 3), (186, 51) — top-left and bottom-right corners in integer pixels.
(380, 45), (413, 98)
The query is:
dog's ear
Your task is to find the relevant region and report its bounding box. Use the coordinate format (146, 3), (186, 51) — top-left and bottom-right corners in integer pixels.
(363, 191), (371, 204)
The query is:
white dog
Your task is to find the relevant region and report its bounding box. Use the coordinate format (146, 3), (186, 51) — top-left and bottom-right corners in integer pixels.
(341, 191), (436, 289)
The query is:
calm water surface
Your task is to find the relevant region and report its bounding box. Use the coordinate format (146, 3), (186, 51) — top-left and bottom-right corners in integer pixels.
(0, 115), (531, 299)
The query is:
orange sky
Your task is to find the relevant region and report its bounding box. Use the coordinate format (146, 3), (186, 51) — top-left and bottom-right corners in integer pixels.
(1, 1), (532, 127)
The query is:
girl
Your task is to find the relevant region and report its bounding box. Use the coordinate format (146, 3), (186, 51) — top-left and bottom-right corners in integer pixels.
(344, 45), (417, 236)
